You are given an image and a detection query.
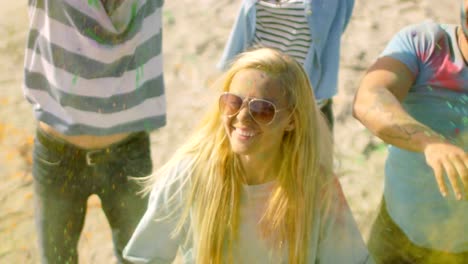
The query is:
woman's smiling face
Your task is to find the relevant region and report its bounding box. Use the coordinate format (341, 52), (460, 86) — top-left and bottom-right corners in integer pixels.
(223, 69), (294, 158)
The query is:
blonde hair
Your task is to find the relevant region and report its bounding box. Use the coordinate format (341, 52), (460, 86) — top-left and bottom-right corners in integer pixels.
(144, 48), (333, 263)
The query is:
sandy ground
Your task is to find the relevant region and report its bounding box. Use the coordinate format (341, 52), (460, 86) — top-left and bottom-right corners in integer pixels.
(0, 0), (458, 263)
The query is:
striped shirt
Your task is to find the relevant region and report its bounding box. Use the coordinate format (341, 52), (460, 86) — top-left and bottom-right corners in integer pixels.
(24, 0), (166, 136)
(254, 0), (329, 108)
(254, 0), (312, 65)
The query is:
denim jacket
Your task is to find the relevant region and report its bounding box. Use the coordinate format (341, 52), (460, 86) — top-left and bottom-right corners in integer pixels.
(217, 0), (354, 100)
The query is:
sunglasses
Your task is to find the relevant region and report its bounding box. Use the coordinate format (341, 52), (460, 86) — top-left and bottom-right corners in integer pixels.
(219, 92), (288, 125)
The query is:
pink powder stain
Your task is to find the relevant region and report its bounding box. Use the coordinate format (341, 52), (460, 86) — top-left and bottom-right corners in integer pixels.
(416, 47), (430, 63)
(328, 178), (348, 224)
(427, 40), (464, 91)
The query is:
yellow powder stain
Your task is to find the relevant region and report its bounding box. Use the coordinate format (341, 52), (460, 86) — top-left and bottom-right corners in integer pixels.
(0, 123), (5, 142)
(0, 97), (8, 106)
(12, 171), (23, 179)
(24, 192), (33, 200)
(5, 150), (17, 161)
(83, 232), (92, 240)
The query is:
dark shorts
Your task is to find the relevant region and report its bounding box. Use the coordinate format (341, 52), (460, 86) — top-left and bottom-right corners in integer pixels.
(33, 127), (152, 264)
(368, 199), (468, 264)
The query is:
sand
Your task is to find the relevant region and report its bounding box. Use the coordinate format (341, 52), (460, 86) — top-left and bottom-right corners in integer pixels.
(0, 0), (458, 263)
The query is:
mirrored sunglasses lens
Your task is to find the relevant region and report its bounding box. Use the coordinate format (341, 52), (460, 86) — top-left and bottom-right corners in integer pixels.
(220, 94), (243, 115)
(250, 100), (276, 124)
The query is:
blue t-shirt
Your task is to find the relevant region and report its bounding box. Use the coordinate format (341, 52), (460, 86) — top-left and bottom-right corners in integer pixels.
(380, 21), (468, 253)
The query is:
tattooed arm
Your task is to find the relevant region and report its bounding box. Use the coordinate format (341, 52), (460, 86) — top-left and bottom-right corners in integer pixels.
(353, 57), (468, 200)
(353, 57), (442, 150)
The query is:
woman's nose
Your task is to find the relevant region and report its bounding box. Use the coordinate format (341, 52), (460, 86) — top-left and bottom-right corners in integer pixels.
(235, 103), (254, 123)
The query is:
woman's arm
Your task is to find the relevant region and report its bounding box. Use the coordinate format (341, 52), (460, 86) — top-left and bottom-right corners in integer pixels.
(123, 190), (181, 263)
(317, 178), (374, 264)
(123, 161), (191, 263)
(353, 57), (468, 199)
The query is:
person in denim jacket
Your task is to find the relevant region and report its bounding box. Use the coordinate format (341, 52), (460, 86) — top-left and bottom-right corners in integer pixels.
(218, 0), (354, 129)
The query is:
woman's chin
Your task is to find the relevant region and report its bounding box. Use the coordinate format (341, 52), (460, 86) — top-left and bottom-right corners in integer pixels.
(231, 146), (253, 155)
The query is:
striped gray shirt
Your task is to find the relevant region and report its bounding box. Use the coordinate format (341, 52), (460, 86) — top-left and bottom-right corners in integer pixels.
(24, 0), (166, 135)
(254, 0), (312, 65)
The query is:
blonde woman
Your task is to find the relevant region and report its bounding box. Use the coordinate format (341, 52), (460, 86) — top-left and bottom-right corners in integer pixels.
(123, 48), (372, 264)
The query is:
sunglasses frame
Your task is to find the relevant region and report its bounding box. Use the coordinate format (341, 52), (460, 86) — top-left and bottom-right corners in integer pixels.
(219, 92), (288, 125)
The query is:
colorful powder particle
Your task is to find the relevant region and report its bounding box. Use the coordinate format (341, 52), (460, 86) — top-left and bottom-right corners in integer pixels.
(72, 74), (78, 85)
(88, 0), (99, 8)
(455, 128), (460, 135)
(186, 54), (197, 62)
(446, 102), (453, 108)
(0, 97), (9, 106)
(375, 143), (387, 153)
(163, 10), (176, 25)
(460, 94), (468, 102)
(424, 131), (433, 137)
(131, 2), (138, 19)
(85, 28), (105, 44)
(356, 156), (365, 165)
(144, 121), (152, 130)
(435, 42), (442, 50)
(459, 107), (464, 114)
(135, 65), (144, 88)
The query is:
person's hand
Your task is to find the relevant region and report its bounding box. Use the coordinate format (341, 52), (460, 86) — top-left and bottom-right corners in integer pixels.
(424, 142), (468, 200)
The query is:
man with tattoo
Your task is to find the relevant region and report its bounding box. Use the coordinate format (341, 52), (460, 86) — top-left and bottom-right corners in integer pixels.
(24, 0), (165, 263)
(353, 1), (468, 263)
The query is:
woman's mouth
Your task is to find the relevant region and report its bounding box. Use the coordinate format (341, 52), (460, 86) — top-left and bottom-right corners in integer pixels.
(233, 127), (258, 140)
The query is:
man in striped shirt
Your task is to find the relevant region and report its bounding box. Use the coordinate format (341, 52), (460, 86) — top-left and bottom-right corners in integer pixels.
(24, 0), (165, 263)
(218, 0), (354, 130)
